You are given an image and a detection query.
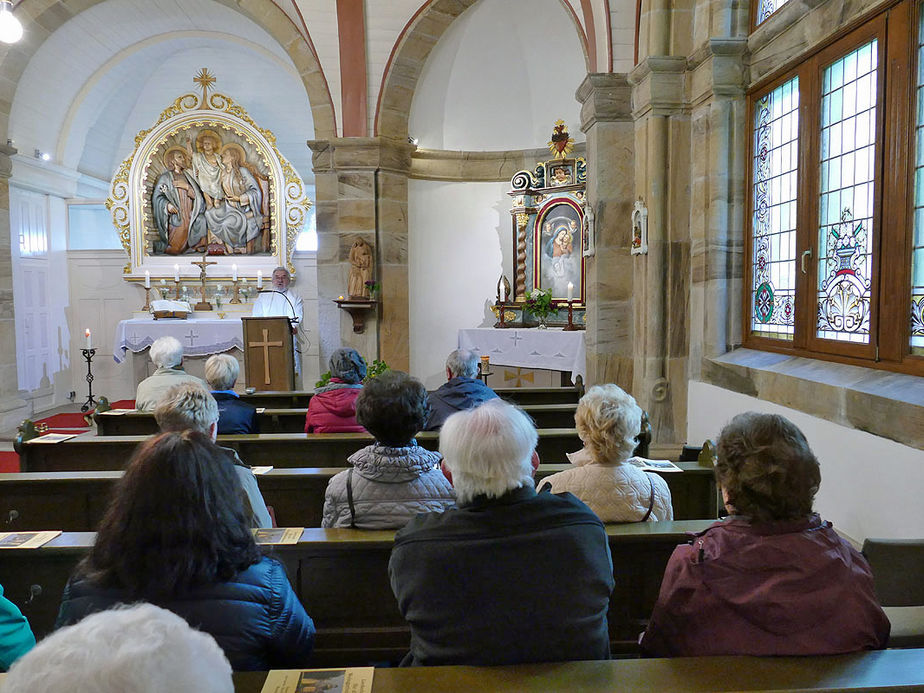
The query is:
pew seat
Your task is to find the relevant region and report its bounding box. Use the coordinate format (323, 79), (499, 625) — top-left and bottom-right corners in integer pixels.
(230, 648), (924, 692)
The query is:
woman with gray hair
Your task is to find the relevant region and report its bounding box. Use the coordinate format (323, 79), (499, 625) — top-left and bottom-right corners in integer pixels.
(304, 348), (367, 433)
(134, 336), (206, 411)
(205, 354), (258, 434)
(537, 384), (672, 522)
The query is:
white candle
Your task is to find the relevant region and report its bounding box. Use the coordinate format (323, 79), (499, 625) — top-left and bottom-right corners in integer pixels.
(85, 328), (91, 350)
(174, 264), (180, 282)
(232, 264), (238, 282)
(144, 271), (150, 288)
(567, 282), (574, 301)
(257, 270), (263, 289)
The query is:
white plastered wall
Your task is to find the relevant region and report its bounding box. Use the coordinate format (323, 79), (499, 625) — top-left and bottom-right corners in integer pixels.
(688, 381), (924, 542)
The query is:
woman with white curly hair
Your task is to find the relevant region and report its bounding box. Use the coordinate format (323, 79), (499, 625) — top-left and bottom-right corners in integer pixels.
(537, 384), (673, 522)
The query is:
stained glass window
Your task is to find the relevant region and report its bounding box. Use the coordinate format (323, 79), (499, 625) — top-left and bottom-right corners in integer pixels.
(912, 8), (924, 354)
(757, 0), (792, 25)
(815, 41), (877, 343)
(751, 78), (798, 339)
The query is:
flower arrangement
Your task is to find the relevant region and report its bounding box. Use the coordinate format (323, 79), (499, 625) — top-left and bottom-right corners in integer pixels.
(315, 357), (389, 388)
(364, 280), (381, 297)
(524, 287), (554, 320)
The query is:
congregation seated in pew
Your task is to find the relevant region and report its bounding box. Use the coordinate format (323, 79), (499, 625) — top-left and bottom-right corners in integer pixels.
(305, 347), (367, 433)
(640, 412), (890, 657)
(206, 353), (259, 435)
(389, 399), (614, 666)
(154, 381), (272, 528)
(134, 335), (206, 412)
(5, 603), (234, 693)
(55, 431), (315, 672)
(322, 370), (455, 529)
(537, 383), (673, 522)
(424, 348), (499, 431)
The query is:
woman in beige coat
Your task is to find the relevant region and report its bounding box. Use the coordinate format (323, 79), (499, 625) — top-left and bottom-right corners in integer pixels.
(537, 384), (673, 522)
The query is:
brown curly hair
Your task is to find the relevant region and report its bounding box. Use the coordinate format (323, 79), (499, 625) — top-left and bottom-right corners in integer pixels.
(715, 412), (821, 523)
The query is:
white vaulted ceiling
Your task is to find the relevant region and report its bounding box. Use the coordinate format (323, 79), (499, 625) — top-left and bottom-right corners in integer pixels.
(10, 0), (315, 191)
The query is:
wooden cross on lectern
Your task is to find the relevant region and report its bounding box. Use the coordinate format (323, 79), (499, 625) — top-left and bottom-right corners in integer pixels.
(191, 253), (217, 309)
(249, 328), (283, 384)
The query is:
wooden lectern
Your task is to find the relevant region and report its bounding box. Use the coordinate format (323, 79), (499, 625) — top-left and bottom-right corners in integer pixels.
(242, 317), (295, 391)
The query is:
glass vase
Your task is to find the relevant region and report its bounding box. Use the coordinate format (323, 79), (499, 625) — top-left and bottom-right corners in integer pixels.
(537, 315), (548, 330)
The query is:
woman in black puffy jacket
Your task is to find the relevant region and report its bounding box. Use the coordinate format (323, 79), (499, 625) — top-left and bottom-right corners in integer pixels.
(55, 430), (314, 671)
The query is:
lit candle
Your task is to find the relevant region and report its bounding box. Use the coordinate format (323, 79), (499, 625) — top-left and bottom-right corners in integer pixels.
(338, 295), (344, 300)
(232, 264), (238, 282)
(174, 264), (180, 282)
(567, 282), (574, 301)
(144, 271), (150, 288)
(85, 328), (91, 350)
(257, 270), (263, 289)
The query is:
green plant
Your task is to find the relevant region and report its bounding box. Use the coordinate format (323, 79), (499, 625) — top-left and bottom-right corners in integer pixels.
(524, 287), (554, 319)
(314, 357), (389, 388)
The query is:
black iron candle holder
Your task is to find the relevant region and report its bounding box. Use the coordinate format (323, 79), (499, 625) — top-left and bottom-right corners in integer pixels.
(80, 348), (97, 413)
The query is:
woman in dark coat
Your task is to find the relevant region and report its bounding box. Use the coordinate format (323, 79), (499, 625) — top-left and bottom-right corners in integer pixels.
(55, 431), (315, 671)
(640, 412), (889, 657)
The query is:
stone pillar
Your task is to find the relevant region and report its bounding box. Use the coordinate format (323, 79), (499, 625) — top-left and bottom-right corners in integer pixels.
(0, 143), (27, 430)
(308, 137), (414, 373)
(577, 74), (635, 390)
(628, 56), (690, 445)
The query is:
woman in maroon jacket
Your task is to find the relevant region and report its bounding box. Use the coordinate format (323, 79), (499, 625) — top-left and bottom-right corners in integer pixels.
(305, 348), (367, 433)
(640, 412), (889, 657)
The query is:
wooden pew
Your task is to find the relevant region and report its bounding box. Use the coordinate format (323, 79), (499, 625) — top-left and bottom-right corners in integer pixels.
(94, 403), (580, 436)
(0, 462), (718, 531)
(0, 521), (713, 665)
(232, 387), (581, 410)
(230, 649), (924, 692)
(18, 429), (585, 473)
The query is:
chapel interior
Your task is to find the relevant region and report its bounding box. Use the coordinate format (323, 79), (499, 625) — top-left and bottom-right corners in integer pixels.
(0, 0), (921, 561)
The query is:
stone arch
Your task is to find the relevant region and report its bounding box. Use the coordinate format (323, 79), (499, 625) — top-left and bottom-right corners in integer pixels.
(375, 0), (595, 139)
(0, 0), (336, 141)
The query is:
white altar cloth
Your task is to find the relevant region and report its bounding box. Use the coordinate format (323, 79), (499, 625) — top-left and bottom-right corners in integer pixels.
(458, 328), (586, 383)
(113, 318), (243, 363)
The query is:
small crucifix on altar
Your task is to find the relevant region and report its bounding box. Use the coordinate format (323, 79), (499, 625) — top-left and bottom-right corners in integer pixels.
(191, 253), (218, 310)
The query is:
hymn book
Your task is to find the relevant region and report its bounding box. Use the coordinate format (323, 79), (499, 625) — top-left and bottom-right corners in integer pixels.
(0, 530), (61, 549)
(253, 528), (303, 545)
(627, 456), (683, 472)
(260, 667), (374, 693)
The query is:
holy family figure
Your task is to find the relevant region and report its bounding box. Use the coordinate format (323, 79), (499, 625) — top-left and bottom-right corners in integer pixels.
(151, 128), (271, 256)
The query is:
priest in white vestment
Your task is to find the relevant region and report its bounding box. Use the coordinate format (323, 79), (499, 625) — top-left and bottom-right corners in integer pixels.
(252, 266), (304, 374)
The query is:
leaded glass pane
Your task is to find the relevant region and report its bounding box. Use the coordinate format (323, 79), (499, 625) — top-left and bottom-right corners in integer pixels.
(757, 0), (792, 25)
(751, 78), (799, 339)
(912, 7), (924, 354)
(816, 41), (877, 343)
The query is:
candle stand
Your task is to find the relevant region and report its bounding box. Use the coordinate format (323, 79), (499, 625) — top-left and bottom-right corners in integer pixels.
(141, 287), (152, 312)
(80, 348), (97, 413)
(230, 279), (242, 304)
(563, 300), (582, 331)
(174, 279), (182, 300)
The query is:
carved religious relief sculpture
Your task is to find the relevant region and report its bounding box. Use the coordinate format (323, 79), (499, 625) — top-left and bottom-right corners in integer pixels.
(348, 239), (373, 298)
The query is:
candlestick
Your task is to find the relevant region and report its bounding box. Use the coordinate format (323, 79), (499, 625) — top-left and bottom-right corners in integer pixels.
(142, 287), (152, 312)
(174, 279), (182, 300)
(84, 328), (91, 350)
(230, 279), (242, 304)
(563, 299), (580, 331)
(144, 271), (150, 288)
(174, 264), (180, 282)
(79, 347), (97, 413)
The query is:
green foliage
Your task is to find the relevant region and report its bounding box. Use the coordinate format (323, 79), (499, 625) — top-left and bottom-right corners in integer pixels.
(314, 357), (389, 388)
(524, 287), (554, 319)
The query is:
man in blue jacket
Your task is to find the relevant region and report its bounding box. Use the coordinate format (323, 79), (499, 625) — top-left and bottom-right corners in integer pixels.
(425, 349), (498, 430)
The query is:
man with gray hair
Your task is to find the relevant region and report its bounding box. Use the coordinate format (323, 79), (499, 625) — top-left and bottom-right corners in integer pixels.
(424, 348), (498, 430)
(205, 353), (258, 434)
(155, 381), (272, 527)
(3, 603), (233, 693)
(135, 335), (206, 411)
(389, 399), (614, 666)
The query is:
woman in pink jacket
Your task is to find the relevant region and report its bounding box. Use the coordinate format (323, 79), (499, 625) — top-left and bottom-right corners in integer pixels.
(305, 348), (366, 433)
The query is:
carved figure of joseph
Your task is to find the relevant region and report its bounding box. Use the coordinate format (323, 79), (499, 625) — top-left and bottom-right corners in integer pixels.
(348, 239), (373, 298)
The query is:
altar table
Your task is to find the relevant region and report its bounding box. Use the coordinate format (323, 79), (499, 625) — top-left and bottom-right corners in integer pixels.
(113, 318), (243, 363)
(458, 328), (586, 383)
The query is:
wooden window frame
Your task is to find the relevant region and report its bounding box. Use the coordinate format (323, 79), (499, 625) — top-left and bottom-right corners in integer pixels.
(743, 0), (923, 376)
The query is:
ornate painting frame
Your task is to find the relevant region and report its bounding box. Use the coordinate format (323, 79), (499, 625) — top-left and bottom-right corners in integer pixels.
(107, 70), (311, 284)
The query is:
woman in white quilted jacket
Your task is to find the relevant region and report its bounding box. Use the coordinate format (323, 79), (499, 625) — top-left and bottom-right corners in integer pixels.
(537, 384), (673, 522)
